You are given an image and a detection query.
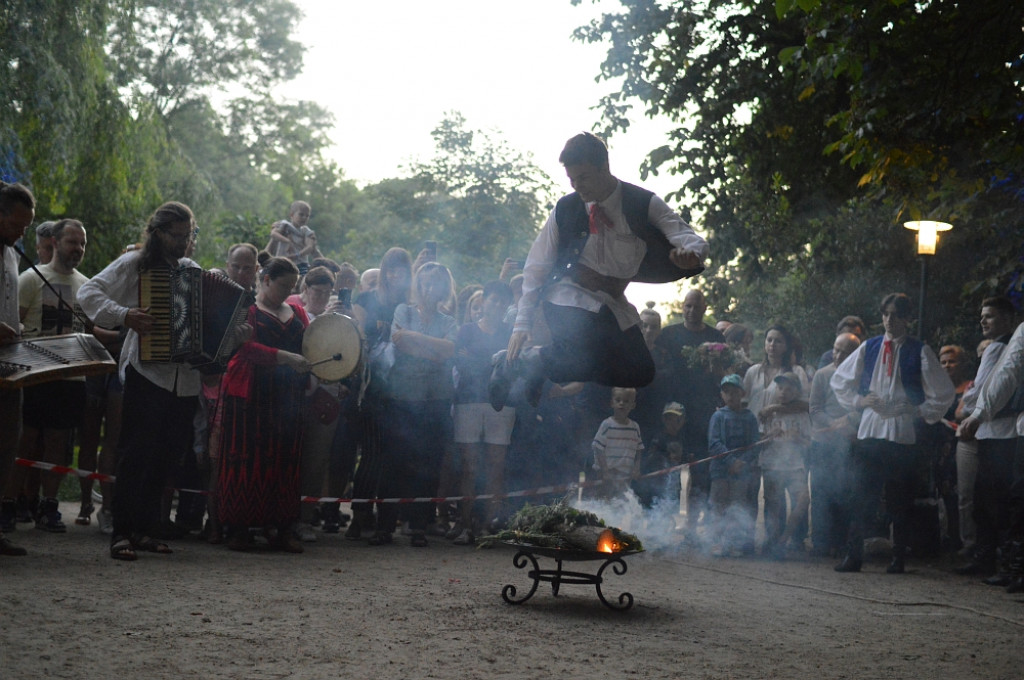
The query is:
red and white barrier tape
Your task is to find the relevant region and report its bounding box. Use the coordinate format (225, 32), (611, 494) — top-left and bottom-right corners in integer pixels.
(14, 437), (769, 506)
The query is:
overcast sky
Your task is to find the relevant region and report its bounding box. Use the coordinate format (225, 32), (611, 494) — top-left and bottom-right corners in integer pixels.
(275, 0), (692, 311)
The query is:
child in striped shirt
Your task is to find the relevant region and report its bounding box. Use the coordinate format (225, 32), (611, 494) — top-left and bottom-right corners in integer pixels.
(592, 387), (644, 499)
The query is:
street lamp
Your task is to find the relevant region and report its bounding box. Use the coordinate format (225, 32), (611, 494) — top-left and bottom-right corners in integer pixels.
(904, 220), (953, 339)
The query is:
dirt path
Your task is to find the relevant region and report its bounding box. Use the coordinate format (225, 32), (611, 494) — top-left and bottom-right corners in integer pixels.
(1, 502), (1022, 679)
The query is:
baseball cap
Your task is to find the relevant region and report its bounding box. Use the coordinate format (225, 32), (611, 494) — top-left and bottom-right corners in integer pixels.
(662, 402), (685, 417)
(773, 372), (802, 392)
(720, 374), (744, 390)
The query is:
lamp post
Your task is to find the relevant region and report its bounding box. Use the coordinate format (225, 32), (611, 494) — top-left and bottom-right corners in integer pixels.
(903, 220), (952, 340)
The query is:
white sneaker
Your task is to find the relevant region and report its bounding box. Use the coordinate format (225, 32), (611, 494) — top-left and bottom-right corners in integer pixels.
(427, 521), (450, 537)
(295, 524), (317, 542)
(97, 508), (114, 535)
(445, 522), (464, 540)
(453, 529), (475, 546)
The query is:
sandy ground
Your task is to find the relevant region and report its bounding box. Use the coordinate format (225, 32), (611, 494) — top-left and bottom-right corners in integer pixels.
(1, 501), (1022, 680)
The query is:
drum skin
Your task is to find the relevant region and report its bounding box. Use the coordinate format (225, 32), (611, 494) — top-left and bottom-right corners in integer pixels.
(302, 313), (362, 382)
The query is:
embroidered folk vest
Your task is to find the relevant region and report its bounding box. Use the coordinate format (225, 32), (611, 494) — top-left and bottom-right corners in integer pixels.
(549, 182), (703, 286)
(858, 335), (925, 406)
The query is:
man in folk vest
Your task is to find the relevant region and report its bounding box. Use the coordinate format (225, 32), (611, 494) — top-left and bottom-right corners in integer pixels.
(489, 132), (708, 410)
(830, 293), (955, 573)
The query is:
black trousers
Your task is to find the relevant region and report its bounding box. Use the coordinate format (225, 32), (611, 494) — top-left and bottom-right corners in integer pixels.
(327, 390), (361, 497)
(845, 439), (923, 557)
(809, 439), (854, 553)
(349, 409), (385, 524)
(541, 302), (655, 388)
(378, 399), (450, 533)
(974, 437), (1017, 551)
(111, 366), (197, 544)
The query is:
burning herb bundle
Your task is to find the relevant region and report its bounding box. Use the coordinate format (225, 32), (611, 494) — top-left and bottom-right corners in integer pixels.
(479, 501), (643, 553)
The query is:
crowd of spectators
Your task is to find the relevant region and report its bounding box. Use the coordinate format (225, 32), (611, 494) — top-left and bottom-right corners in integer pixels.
(2, 181), (1024, 596)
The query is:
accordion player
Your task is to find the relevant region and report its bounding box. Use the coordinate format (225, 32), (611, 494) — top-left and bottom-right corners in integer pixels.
(139, 265), (254, 373)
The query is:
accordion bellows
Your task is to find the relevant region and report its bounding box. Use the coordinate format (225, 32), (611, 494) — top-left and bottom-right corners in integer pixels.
(140, 266), (254, 373)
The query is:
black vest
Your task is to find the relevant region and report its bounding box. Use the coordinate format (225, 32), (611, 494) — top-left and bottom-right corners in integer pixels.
(549, 182), (704, 286)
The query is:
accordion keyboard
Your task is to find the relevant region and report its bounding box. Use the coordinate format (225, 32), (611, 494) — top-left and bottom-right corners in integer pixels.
(139, 269), (173, 361)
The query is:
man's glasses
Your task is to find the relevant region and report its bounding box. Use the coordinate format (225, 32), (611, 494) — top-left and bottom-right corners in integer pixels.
(164, 228), (199, 243)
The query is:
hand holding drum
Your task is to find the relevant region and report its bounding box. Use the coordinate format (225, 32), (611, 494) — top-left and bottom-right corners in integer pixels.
(277, 351), (311, 374)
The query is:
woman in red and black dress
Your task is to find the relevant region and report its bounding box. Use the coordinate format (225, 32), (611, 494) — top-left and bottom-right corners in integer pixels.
(218, 255), (311, 552)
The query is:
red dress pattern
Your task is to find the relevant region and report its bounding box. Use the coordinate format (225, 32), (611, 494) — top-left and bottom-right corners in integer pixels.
(217, 303), (309, 527)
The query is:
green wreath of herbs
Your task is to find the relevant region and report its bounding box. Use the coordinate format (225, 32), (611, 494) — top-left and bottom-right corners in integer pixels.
(478, 501), (644, 552)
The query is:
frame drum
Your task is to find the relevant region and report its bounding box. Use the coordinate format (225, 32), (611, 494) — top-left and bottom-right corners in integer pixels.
(302, 313), (362, 382)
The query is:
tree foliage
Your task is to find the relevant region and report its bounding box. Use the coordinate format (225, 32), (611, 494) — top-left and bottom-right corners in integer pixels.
(1, 0), (163, 270)
(342, 113), (557, 289)
(109, 0), (304, 117)
(1, 0), (358, 273)
(779, 0), (1024, 317)
(576, 0), (1024, 354)
(110, 0), (354, 268)
(778, 0), (1024, 220)
(3, 3), (559, 299)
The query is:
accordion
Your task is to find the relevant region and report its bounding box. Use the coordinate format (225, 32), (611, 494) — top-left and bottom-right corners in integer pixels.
(139, 266), (254, 373)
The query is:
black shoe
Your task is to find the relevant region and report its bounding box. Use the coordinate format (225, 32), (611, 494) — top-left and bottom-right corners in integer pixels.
(488, 350), (512, 411)
(886, 555), (906, 574)
(834, 555), (862, 572)
(525, 378), (545, 408)
(984, 572), (1013, 587)
(344, 517), (363, 540)
(35, 498), (66, 534)
(16, 494), (37, 523)
(954, 559), (995, 576)
(518, 347), (547, 408)
(0, 498), (16, 533)
(1006, 576), (1024, 594)
(0, 535), (27, 556)
(321, 503), (341, 534)
(367, 531), (393, 546)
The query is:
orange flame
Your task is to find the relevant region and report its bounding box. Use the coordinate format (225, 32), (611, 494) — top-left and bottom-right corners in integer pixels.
(597, 529), (621, 553)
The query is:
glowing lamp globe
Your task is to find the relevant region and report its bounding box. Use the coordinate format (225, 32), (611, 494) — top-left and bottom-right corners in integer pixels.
(904, 220), (952, 255)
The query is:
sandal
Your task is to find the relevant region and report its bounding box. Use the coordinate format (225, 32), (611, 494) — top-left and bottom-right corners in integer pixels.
(110, 538), (137, 561)
(273, 533), (304, 554)
(75, 503), (95, 526)
(132, 536), (173, 554)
